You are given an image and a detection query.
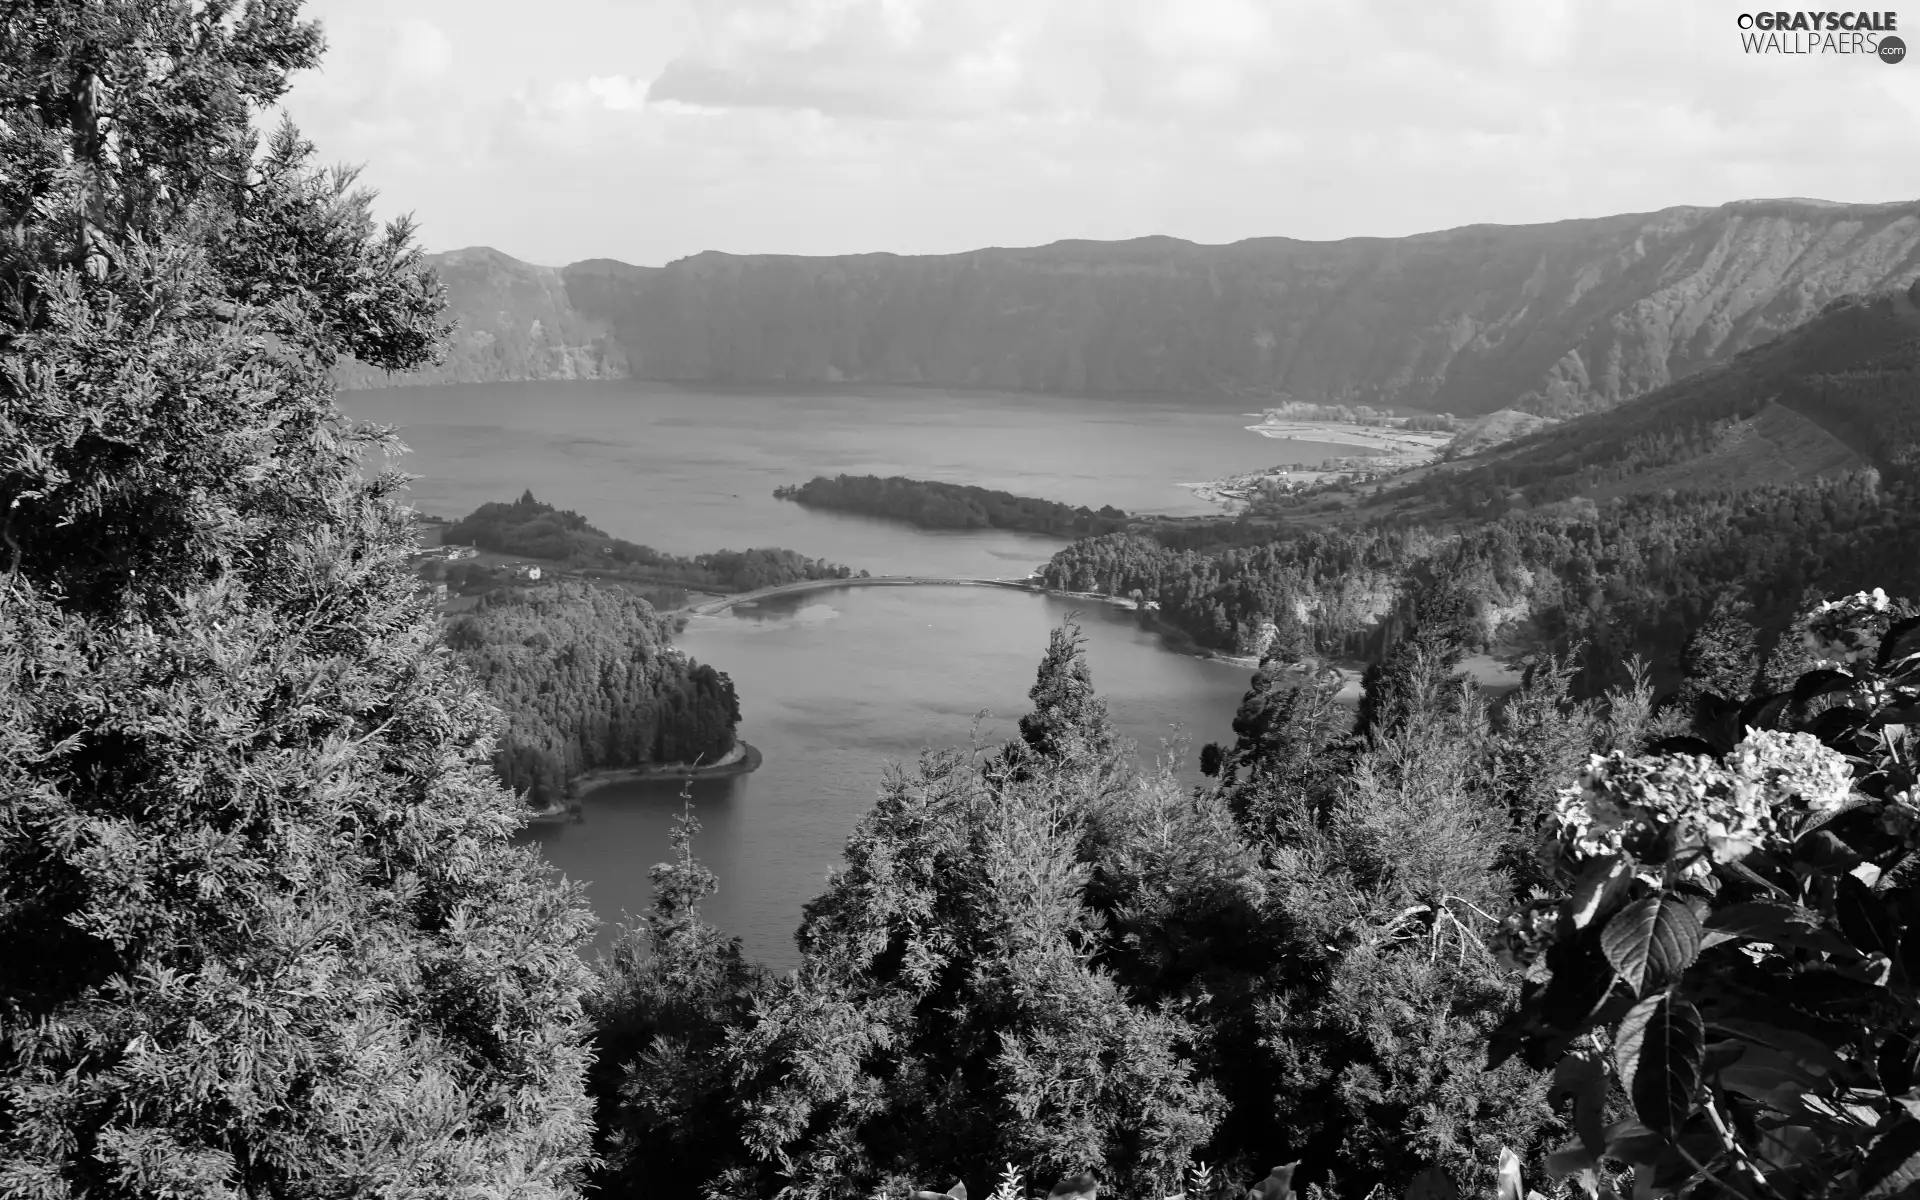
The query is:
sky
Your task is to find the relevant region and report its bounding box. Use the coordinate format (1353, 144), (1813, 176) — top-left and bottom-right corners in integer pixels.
(279, 0), (1920, 266)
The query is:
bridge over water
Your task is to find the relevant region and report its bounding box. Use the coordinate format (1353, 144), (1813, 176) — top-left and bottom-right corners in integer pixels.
(683, 574), (1049, 617)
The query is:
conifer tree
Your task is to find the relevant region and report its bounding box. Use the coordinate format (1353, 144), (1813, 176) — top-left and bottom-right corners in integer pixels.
(1352, 573), (1476, 740)
(1014, 617), (1119, 764)
(1486, 649), (1600, 893)
(0, 3), (597, 1193)
(715, 629), (1222, 1200)
(1258, 656), (1557, 1195)
(1669, 590), (1760, 710)
(588, 797), (769, 1199)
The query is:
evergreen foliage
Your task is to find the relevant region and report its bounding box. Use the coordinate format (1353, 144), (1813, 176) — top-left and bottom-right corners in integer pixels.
(1352, 574), (1476, 740)
(1666, 590), (1762, 718)
(1042, 471), (1918, 695)
(587, 792), (771, 1199)
(444, 581), (741, 807)
(446, 491), (854, 591)
(774, 474), (1131, 538)
(705, 634), (1223, 1200)
(0, 3), (596, 1192)
(582, 615), (1701, 1198)
(13, 5), (1920, 1196)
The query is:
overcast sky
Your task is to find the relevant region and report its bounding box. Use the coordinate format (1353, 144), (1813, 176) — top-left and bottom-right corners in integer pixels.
(279, 0), (1920, 266)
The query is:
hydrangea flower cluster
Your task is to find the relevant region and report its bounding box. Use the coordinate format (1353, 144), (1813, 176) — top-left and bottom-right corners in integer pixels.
(1548, 730), (1856, 877)
(1801, 587), (1894, 669)
(1726, 728), (1855, 813)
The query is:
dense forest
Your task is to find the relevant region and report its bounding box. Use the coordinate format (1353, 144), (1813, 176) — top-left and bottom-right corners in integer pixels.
(1391, 287), (1920, 518)
(589, 584), (1920, 1200)
(775, 473), (1132, 537)
(445, 582), (741, 808)
(447, 490), (860, 590)
(1043, 470), (1920, 695)
(1039, 291), (1920, 695)
(0, 3), (601, 1192)
(9, 5), (1920, 1199)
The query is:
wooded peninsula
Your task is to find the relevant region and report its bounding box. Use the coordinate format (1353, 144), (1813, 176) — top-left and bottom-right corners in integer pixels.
(775, 473), (1133, 536)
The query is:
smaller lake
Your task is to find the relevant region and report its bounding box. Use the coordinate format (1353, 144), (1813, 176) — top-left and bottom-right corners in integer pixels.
(521, 583), (1260, 972)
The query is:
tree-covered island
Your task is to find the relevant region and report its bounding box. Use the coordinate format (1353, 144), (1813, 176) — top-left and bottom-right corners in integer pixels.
(776, 473), (1132, 536)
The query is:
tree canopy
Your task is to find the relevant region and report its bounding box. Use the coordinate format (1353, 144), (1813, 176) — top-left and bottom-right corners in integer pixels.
(0, 3), (596, 1193)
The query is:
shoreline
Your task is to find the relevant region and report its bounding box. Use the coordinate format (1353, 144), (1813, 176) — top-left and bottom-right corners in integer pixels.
(1042, 586), (1268, 671)
(522, 741), (765, 825)
(680, 573), (1277, 673)
(679, 573), (1050, 616)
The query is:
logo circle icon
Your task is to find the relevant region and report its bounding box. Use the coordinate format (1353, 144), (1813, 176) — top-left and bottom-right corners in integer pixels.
(1881, 35), (1907, 63)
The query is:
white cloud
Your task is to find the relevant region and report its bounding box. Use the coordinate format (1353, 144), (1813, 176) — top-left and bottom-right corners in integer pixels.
(390, 17), (454, 80)
(280, 0), (1920, 266)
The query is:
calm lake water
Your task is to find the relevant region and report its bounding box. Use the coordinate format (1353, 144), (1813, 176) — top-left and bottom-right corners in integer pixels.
(342, 381), (1355, 970)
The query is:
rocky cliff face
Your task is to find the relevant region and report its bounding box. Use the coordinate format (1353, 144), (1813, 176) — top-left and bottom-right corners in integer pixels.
(334, 247), (626, 390)
(342, 200), (1920, 416)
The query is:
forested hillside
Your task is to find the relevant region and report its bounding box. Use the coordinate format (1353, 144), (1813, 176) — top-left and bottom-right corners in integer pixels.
(446, 583), (740, 808)
(587, 584), (1920, 1200)
(1040, 283), (1920, 689)
(1394, 282), (1920, 517)
(775, 474), (1131, 536)
(342, 202), (1920, 417)
(446, 490), (858, 590)
(1048, 471), (1914, 694)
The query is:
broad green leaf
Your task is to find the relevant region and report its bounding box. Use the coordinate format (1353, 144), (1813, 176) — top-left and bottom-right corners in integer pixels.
(1249, 1164), (1298, 1200)
(1615, 998), (1655, 1095)
(1551, 1047), (1612, 1156)
(1543, 1139), (1596, 1180)
(1496, 1147), (1524, 1200)
(1878, 614), (1920, 671)
(1716, 1044), (1821, 1110)
(1793, 668), (1859, 707)
(1532, 933), (1620, 1062)
(1751, 1124), (1819, 1172)
(1569, 857), (1634, 930)
(1880, 1030), (1920, 1095)
(1601, 897), (1700, 995)
(1600, 1118), (1666, 1167)
(1615, 994), (1705, 1138)
(1836, 873), (1901, 962)
(1861, 1115), (1920, 1200)
(1701, 901), (1857, 958)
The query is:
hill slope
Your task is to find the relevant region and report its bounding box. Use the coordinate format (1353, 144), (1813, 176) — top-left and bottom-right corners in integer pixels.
(334, 247), (627, 389)
(1372, 280), (1920, 517)
(341, 199), (1920, 415)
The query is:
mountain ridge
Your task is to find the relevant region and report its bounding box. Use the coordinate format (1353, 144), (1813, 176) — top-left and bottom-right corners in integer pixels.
(338, 198), (1920, 417)
(1359, 280), (1920, 520)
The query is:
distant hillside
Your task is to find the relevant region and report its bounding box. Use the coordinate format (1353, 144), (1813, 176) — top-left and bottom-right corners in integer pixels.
(1385, 281), (1920, 516)
(334, 247), (626, 389)
(339, 199), (1920, 416)
(1447, 410), (1556, 455)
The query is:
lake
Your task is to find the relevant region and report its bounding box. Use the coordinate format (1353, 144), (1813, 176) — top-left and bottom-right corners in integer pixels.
(342, 381), (1360, 970)
(348, 381), (1366, 579)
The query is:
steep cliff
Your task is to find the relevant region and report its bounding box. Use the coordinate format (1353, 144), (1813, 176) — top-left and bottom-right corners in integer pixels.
(341, 200), (1920, 416)
(334, 246), (626, 389)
